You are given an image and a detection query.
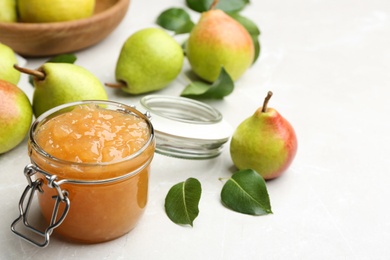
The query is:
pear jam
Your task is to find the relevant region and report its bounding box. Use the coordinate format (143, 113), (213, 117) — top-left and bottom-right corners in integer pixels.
(35, 104), (149, 163)
(28, 102), (155, 243)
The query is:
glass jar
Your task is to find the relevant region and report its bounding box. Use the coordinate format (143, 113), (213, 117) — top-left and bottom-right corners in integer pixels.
(11, 100), (155, 247)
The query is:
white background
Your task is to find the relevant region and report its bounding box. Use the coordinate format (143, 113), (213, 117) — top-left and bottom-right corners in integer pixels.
(1, 0), (390, 259)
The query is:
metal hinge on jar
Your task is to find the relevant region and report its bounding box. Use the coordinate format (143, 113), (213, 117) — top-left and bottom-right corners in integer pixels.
(10, 164), (70, 248)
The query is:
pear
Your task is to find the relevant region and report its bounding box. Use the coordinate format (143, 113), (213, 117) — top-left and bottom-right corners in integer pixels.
(0, 80), (33, 154)
(230, 91), (298, 180)
(185, 0), (255, 82)
(0, 0), (17, 22)
(106, 28), (184, 95)
(18, 0), (95, 23)
(14, 63), (108, 117)
(0, 43), (20, 84)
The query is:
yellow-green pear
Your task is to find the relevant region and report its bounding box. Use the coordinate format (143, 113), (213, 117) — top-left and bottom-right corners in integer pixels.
(0, 0), (17, 22)
(186, 3), (254, 82)
(230, 92), (298, 180)
(18, 0), (95, 23)
(109, 28), (184, 95)
(14, 63), (108, 117)
(0, 80), (33, 154)
(0, 43), (20, 84)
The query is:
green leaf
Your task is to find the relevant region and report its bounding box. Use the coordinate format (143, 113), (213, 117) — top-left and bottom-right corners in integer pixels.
(221, 169), (272, 216)
(156, 8), (194, 34)
(47, 53), (77, 64)
(174, 20), (195, 34)
(186, 0), (249, 13)
(28, 74), (34, 87)
(28, 53), (77, 86)
(251, 35), (261, 64)
(165, 178), (202, 226)
(228, 12), (260, 36)
(228, 13), (261, 64)
(181, 67), (234, 99)
(185, 0), (209, 12)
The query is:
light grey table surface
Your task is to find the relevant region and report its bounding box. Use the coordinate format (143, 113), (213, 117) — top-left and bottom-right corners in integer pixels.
(1, 0), (389, 259)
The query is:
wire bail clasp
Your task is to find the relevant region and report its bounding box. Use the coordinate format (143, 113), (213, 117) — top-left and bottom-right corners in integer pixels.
(10, 164), (70, 248)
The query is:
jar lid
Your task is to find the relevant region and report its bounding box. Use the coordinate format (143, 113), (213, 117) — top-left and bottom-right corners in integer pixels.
(138, 95), (232, 159)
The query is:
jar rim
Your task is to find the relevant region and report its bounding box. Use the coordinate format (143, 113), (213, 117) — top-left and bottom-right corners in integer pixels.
(140, 95), (222, 124)
(29, 100), (155, 168)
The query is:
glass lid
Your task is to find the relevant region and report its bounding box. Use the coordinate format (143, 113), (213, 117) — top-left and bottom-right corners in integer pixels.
(138, 95), (233, 159)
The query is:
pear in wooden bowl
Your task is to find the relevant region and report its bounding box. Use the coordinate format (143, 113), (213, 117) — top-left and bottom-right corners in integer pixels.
(0, 0), (130, 57)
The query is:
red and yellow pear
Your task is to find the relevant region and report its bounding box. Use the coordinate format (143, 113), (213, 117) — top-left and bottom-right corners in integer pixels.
(0, 80), (33, 154)
(185, 0), (255, 82)
(230, 91), (298, 180)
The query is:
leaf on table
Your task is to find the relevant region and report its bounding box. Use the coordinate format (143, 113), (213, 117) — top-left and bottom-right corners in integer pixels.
(186, 0), (250, 13)
(250, 36), (261, 65)
(165, 178), (202, 226)
(156, 8), (194, 34)
(180, 67), (234, 99)
(175, 20), (195, 34)
(47, 53), (77, 64)
(221, 169), (272, 216)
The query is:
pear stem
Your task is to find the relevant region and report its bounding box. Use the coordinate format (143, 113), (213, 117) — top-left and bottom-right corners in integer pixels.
(13, 64), (45, 80)
(104, 82), (125, 89)
(261, 91), (273, 113)
(209, 0), (219, 10)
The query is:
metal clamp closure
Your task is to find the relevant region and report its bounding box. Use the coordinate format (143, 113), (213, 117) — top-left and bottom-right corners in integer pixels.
(10, 164), (70, 248)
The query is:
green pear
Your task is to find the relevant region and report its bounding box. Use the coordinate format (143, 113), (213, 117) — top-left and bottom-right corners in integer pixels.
(0, 80), (33, 154)
(109, 28), (184, 95)
(0, 43), (20, 84)
(185, 2), (254, 82)
(230, 91), (298, 180)
(18, 0), (95, 23)
(14, 63), (108, 117)
(0, 0), (17, 22)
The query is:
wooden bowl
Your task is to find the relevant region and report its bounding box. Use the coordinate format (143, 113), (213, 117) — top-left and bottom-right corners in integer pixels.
(0, 0), (130, 57)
